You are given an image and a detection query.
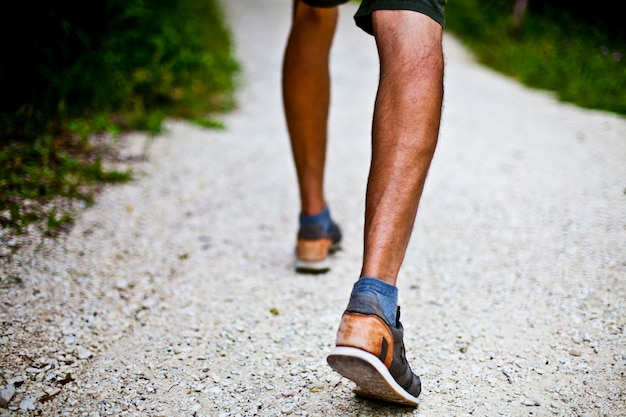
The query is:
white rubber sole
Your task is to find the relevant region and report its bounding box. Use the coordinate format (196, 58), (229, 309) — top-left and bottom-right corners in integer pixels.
(327, 346), (420, 407)
(294, 257), (331, 274)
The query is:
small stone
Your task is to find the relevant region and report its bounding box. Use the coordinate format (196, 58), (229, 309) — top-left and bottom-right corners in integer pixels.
(6, 376), (24, 385)
(43, 386), (61, 397)
(277, 357), (290, 367)
(76, 346), (93, 360)
(34, 390), (48, 400)
(523, 398), (541, 407)
(325, 375), (341, 386)
(281, 402), (296, 414)
(568, 349), (582, 357)
(19, 396), (36, 411)
(0, 384), (16, 408)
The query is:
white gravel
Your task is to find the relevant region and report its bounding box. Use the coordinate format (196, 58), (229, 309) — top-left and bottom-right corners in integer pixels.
(1, 0), (625, 416)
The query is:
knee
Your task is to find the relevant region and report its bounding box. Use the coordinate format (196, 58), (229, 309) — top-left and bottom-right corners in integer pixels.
(373, 10), (444, 77)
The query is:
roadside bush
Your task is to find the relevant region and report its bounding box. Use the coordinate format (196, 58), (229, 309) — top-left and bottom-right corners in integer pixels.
(445, 0), (625, 115)
(0, 0), (239, 236)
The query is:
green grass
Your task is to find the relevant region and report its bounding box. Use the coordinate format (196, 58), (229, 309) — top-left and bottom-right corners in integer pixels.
(0, 135), (131, 235)
(0, 0), (239, 239)
(445, 0), (625, 115)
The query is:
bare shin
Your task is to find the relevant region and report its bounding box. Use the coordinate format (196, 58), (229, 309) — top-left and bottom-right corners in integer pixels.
(361, 10), (444, 284)
(282, 2), (339, 215)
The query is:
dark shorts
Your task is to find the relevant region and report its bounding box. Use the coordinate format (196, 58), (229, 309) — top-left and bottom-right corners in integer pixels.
(300, 0), (446, 35)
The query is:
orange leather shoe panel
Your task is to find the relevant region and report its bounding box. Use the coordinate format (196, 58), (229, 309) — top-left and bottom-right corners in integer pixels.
(335, 312), (394, 367)
(297, 238), (332, 262)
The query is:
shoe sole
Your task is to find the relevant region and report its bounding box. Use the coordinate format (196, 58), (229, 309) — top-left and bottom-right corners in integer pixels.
(327, 346), (420, 407)
(294, 257), (331, 274)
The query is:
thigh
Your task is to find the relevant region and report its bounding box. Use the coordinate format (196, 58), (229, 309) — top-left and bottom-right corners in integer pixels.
(354, 0), (446, 35)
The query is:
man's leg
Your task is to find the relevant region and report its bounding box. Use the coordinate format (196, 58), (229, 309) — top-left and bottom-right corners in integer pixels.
(282, 1), (338, 216)
(363, 10), (444, 284)
(327, 10), (444, 406)
(282, 1), (342, 273)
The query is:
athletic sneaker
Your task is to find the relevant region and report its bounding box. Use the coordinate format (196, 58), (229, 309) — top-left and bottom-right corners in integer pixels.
(326, 292), (421, 406)
(295, 222), (342, 274)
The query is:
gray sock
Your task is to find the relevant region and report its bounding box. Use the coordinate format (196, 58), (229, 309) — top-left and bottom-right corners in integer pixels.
(299, 206), (332, 233)
(351, 276), (398, 325)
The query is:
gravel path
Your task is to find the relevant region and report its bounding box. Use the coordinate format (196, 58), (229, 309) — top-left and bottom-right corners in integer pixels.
(2, 0), (625, 416)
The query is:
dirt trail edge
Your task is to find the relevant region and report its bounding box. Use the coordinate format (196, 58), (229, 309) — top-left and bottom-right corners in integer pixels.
(1, 0), (625, 416)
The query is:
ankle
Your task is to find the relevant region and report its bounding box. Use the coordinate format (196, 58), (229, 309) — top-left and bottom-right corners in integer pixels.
(351, 276), (398, 325)
(299, 206), (333, 233)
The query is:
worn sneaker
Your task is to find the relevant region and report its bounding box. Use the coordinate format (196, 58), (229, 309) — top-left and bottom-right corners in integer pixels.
(295, 222), (342, 274)
(326, 292), (421, 406)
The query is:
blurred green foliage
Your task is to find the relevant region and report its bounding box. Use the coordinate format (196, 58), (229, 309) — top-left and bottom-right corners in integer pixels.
(445, 0), (625, 115)
(1, 0), (238, 135)
(0, 0), (239, 236)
